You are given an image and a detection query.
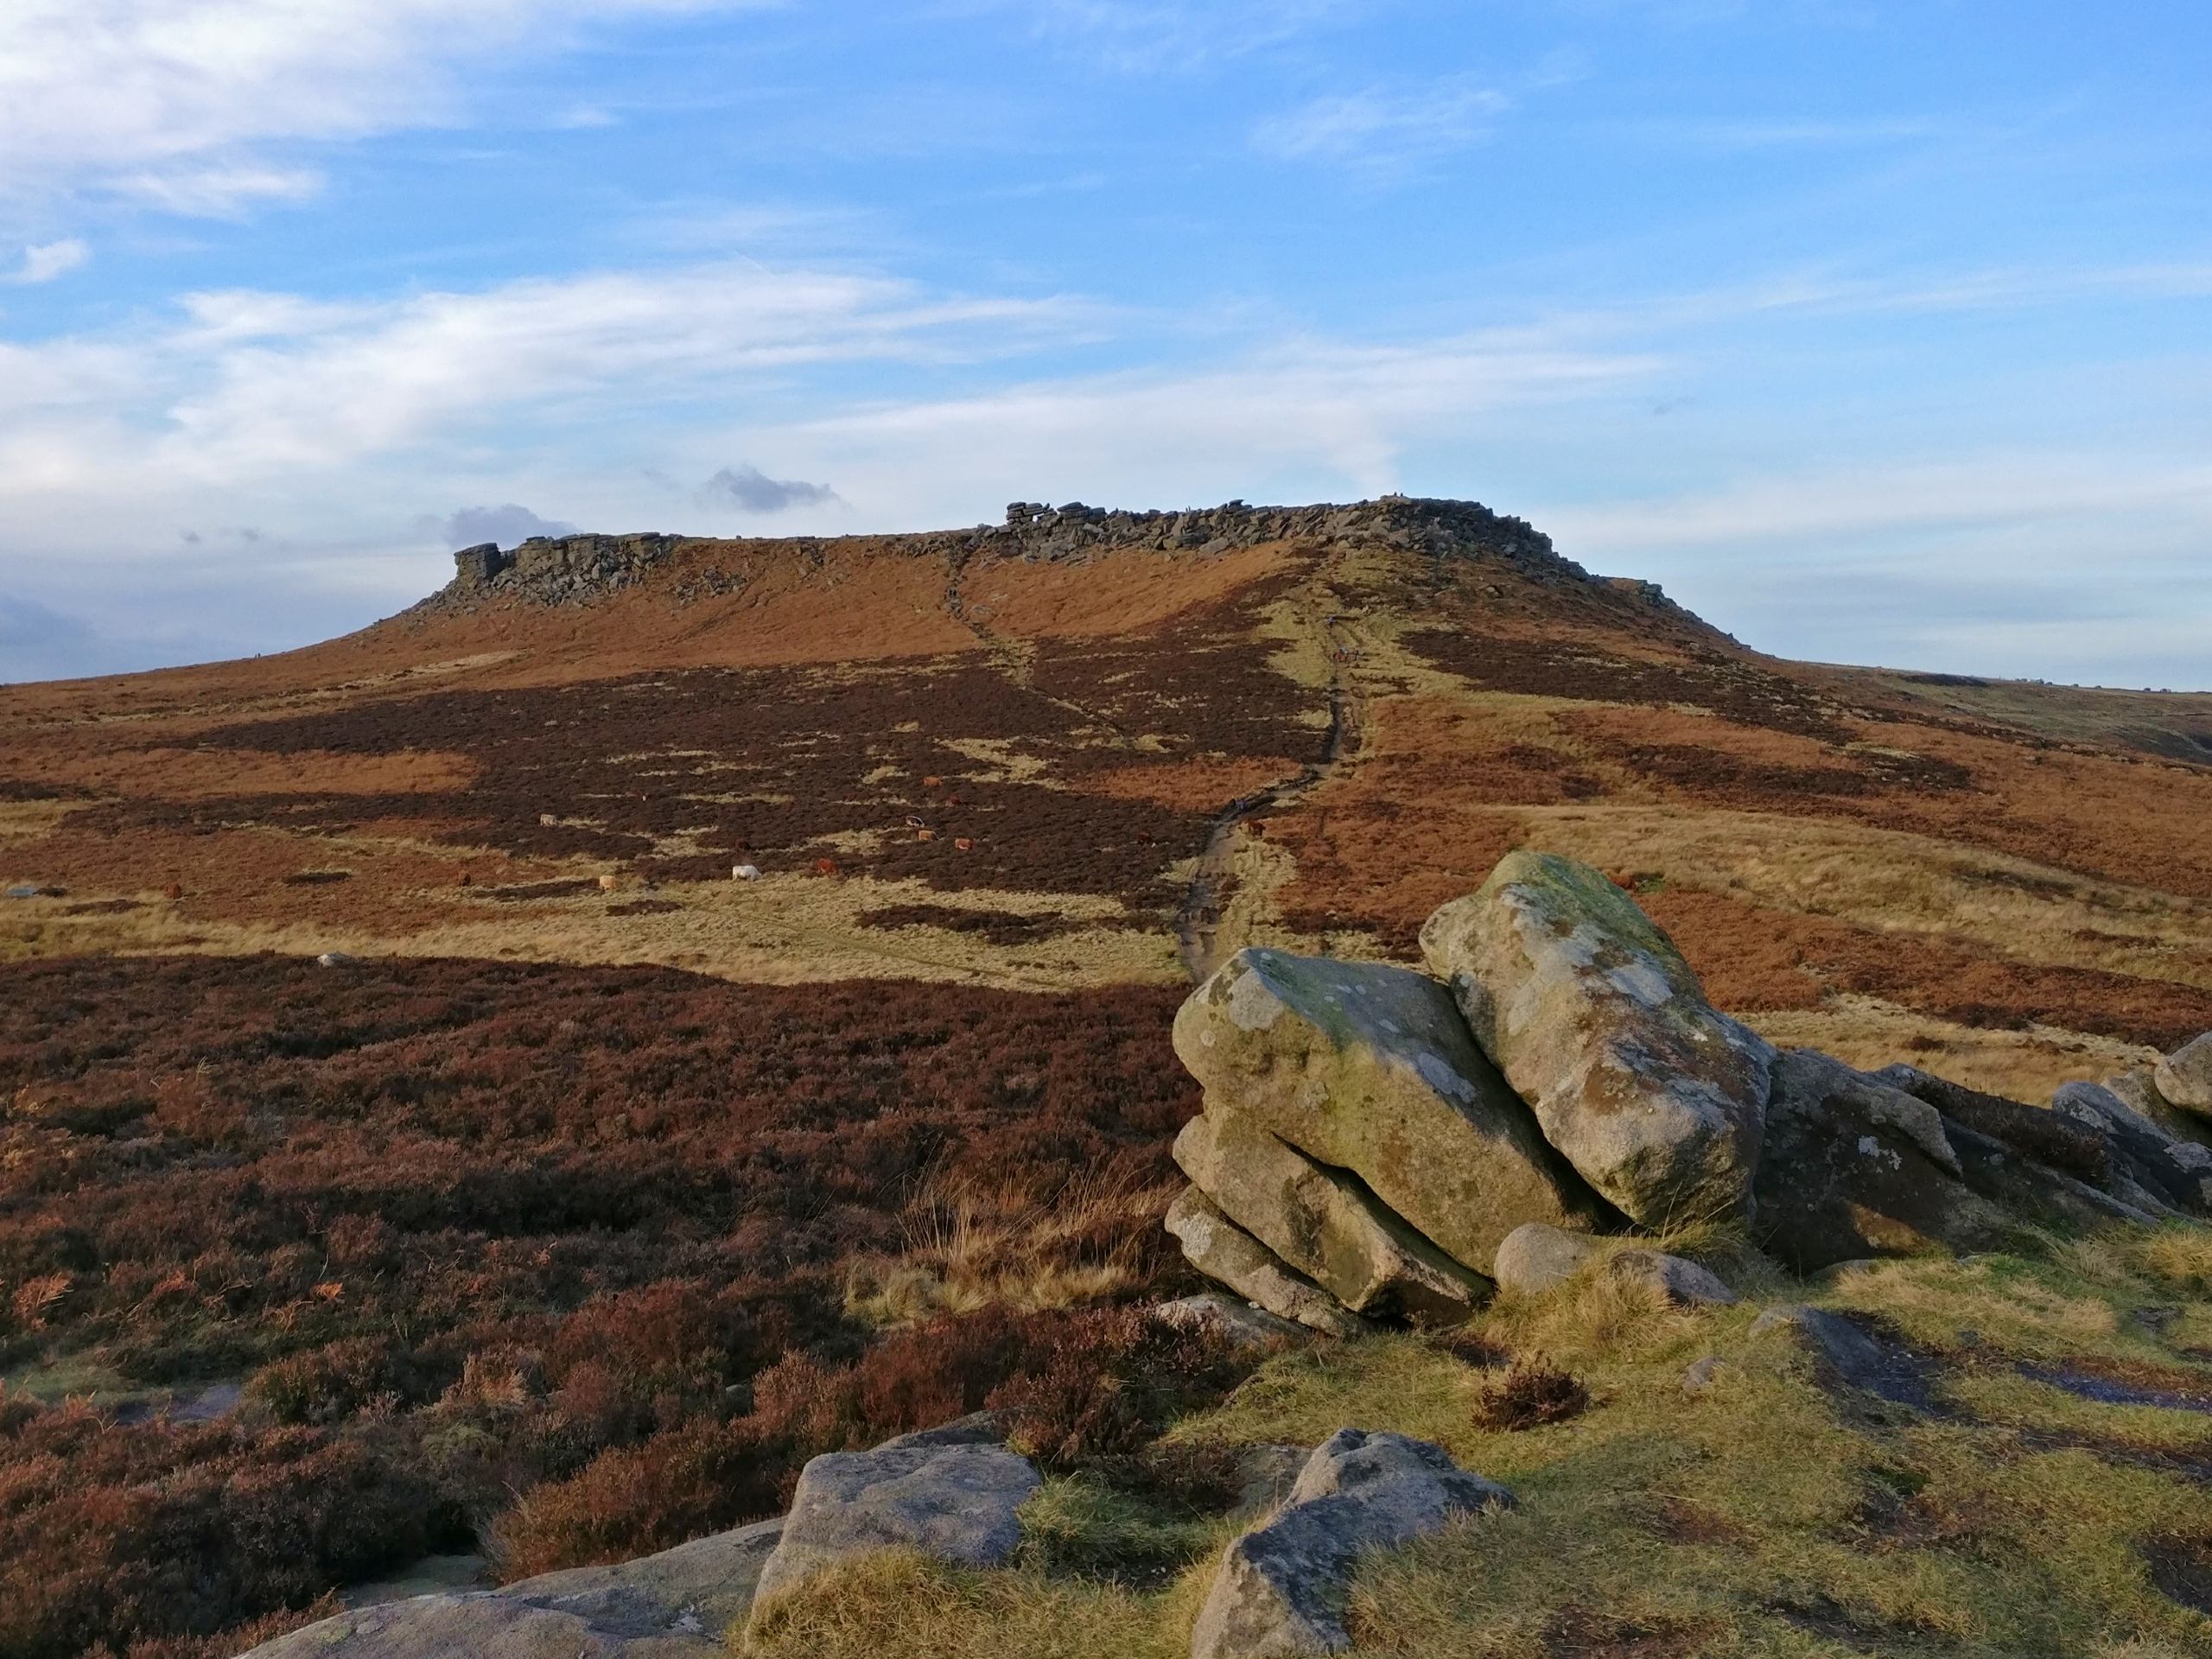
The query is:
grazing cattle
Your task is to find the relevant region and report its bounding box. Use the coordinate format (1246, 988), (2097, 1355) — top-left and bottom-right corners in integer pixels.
(922, 775), (944, 788)
(814, 857), (839, 876)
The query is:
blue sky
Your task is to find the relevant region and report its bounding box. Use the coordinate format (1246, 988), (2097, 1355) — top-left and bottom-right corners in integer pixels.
(2, 2), (2208, 687)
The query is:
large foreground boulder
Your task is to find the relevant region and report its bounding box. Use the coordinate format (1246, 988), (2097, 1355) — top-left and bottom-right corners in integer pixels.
(1173, 948), (1602, 1274)
(1191, 1428), (1513, 1659)
(1421, 851), (1773, 1228)
(1166, 1186), (1369, 1337)
(747, 1432), (1039, 1633)
(1173, 1109), (1489, 1324)
(241, 1518), (783, 1658)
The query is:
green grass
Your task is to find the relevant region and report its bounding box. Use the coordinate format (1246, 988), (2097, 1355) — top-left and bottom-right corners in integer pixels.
(739, 1228), (2212, 1659)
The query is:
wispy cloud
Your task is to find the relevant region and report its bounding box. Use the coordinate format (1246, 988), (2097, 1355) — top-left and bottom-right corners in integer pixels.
(0, 0), (763, 216)
(7, 238), (89, 283)
(1007, 0), (1349, 73)
(1253, 77), (1510, 175)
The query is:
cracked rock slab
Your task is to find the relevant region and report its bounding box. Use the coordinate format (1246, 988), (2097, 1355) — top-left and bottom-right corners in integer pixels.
(1192, 1427), (1513, 1659)
(240, 1517), (783, 1659)
(1167, 1185), (1370, 1338)
(1175, 1108), (1490, 1324)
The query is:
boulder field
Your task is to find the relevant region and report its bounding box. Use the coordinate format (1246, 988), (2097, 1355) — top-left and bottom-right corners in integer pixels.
(1169, 850), (2212, 1328)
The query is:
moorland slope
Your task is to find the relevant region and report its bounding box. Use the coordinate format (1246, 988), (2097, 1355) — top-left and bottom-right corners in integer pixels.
(3, 497), (2211, 1659)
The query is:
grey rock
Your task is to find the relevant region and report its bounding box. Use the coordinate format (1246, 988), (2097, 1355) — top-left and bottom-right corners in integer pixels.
(1232, 1443), (1315, 1518)
(1154, 1293), (1308, 1351)
(315, 950), (358, 968)
(1491, 1221), (1737, 1306)
(2154, 1032), (2212, 1116)
(2052, 1081), (2212, 1216)
(747, 1439), (1040, 1627)
(1192, 1428), (1513, 1659)
(1681, 1356), (1732, 1396)
(241, 1517), (782, 1658)
(1166, 1186), (1369, 1338)
(1421, 851), (1772, 1227)
(1174, 1109), (1490, 1324)
(1173, 948), (1602, 1277)
(2104, 1068), (2211, 1145)
(1752, 1050), (2008, 1270)
(1751, 1304), (1934, 1410)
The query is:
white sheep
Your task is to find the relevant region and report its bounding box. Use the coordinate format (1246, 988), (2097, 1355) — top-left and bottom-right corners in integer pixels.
(733, 863), (762, 881)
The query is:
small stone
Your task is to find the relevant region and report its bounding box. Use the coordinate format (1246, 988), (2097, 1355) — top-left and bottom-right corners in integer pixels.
(315, 951), (358, 969)
(1681, 1356), (1731, 1395)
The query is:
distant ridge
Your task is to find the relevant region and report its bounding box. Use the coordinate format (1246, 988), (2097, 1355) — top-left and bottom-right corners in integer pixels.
(418, 495), (1595, 613)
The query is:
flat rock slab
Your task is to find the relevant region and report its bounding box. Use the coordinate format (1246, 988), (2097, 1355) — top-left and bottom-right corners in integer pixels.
(1154, 1292), (1310, 1351)
(1421, 851), (1772, 1229)
(1491, 1221), (1737, 1306)
(1175, 1109), (1489, 1324)
(1192, 1427), (1513, 1659)
(241, 1517), (783, 1659)
(747, 1439), (1041, 1624)
(1752, 1304), (1938, 1412)
(1167, 1185), (1369, 1338)
(1173, 947), (1600, 1275)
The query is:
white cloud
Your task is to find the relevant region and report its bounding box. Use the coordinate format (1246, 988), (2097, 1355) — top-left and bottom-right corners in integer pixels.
(1253, 78), (1510, 175)
(0, 258), (1089, 495)
(8, 238), (90, 283)
(0, 0), (755, 215)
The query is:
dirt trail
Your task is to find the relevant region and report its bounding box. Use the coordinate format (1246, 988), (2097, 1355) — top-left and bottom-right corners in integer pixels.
(944, 546), (1135, 745)
(1176, 550), (1370, 981)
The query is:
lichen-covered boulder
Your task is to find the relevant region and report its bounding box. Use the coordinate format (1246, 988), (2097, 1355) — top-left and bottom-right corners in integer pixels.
(1173, 1109), (1489, 1324)
(1166, 1186), (1369, 1338)
(1191, 1428), (1513, 1659)
(1491, 1220), (1738, 1306)
(1752, 1050), (2010, 1269)
(1173, 949), (1602, 1274)
(746, 1438), (1039, 1634)
(2154, 1032), (2212, 1116)
(1420, 851), (1772, 1227)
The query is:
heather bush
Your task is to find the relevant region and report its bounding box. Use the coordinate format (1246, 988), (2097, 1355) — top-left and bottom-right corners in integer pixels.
(0, 957), (1201, 1659)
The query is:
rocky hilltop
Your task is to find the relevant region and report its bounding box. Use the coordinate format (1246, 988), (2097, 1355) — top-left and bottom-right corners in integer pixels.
(423, 494), (1599, 613)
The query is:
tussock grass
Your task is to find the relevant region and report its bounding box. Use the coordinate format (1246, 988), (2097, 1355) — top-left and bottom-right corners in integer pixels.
(844, 1166), (1184, 1325)
(748, 1232), (2212, 1659)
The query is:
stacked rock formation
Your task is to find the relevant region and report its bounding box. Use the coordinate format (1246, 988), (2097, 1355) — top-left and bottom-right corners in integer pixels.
(1167, 850), (2212, 1326)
